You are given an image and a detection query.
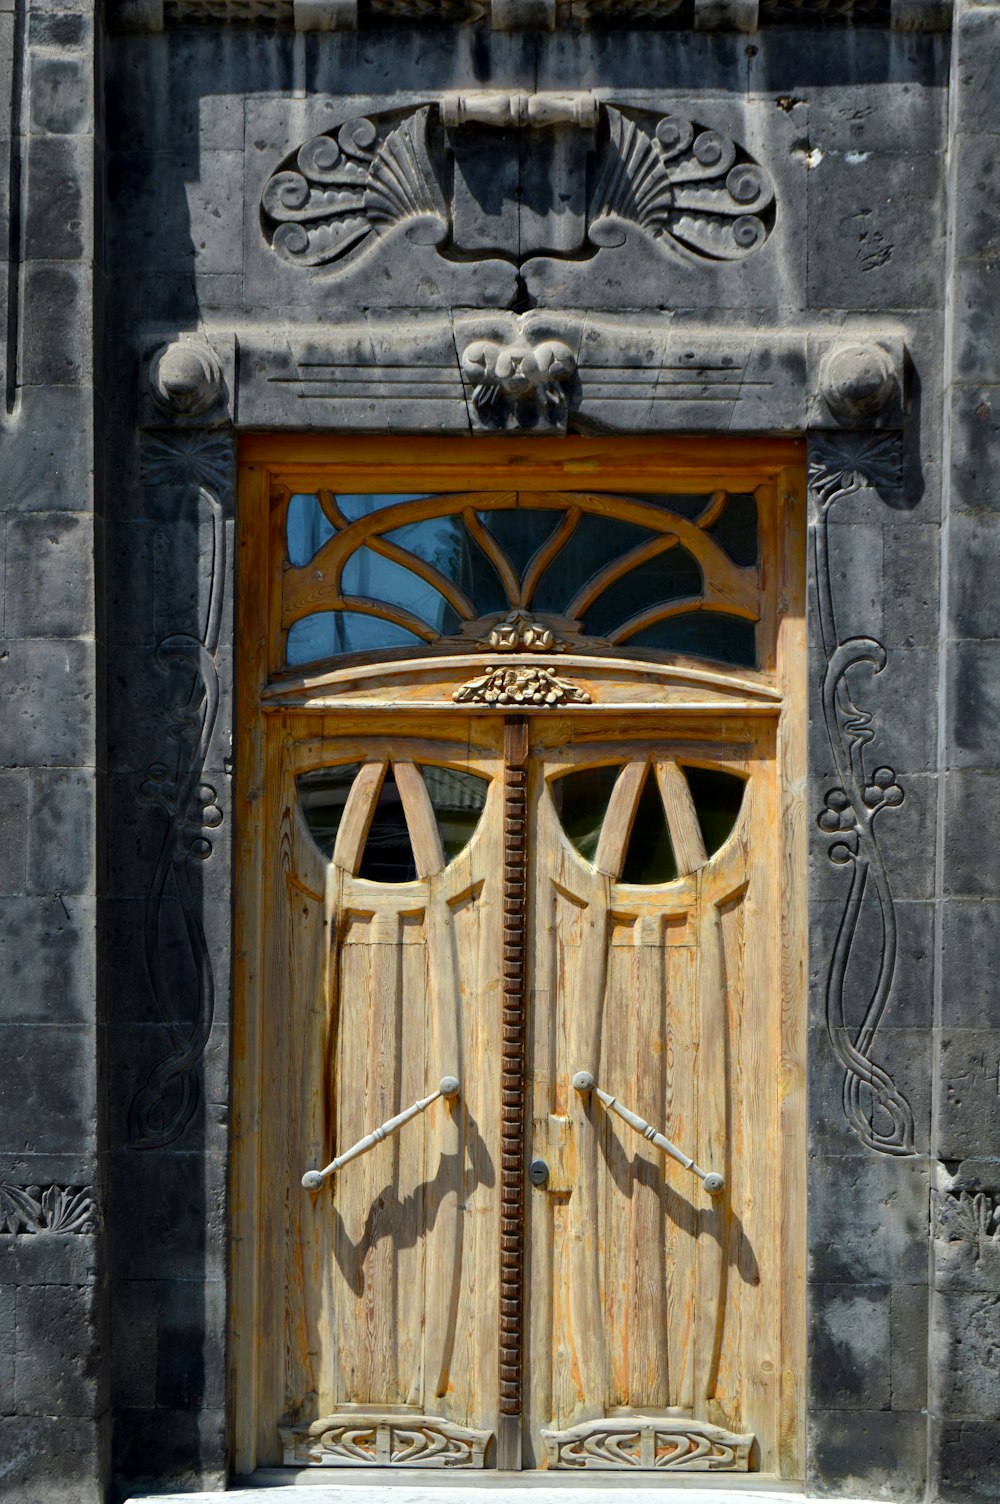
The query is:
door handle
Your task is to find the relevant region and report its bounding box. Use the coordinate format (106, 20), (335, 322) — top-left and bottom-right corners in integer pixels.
(572, 1071), (724, 1195)
(302, 1076), (460, 1191)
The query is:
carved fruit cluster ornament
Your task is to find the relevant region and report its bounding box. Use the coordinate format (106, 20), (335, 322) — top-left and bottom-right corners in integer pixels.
(462, 339), (576, 430)
(453, 665), (591, 707)
(261, 100), (775, 273)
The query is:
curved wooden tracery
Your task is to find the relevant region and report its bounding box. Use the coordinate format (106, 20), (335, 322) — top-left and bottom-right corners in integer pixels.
(278, 487), (761, 666)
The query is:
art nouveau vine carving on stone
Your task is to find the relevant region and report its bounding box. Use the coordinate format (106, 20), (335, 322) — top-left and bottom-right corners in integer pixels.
(129, 436), (231, 1149)
(0, 1183), (97, 1235)
(810, 433), (915, 1158)
(261, 100), (775, 274)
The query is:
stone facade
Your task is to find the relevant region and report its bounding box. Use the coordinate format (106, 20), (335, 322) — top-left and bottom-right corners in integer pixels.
(0, 1), (998, 1500)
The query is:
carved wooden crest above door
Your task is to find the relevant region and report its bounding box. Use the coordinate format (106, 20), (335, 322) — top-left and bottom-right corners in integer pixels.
(231, 437), (806, 1480)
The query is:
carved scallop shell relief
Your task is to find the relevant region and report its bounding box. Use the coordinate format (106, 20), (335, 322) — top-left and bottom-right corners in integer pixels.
(260, 100), (776, 274)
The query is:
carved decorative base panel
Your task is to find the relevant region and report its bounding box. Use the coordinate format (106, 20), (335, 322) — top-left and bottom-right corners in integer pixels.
(281, 1413), (493, 1468)
(540, 1417), (754, 1471)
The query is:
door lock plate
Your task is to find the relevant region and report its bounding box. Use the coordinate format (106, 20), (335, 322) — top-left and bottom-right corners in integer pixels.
(528, 1158), (549, 1187)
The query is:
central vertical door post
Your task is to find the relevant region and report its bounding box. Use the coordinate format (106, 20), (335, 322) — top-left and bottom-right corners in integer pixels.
(498, 716), (529, 1469)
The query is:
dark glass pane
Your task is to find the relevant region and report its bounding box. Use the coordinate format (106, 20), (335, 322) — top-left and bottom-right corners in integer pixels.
(631, 492), (718, 519)
(296, 763), (361, 858)
(476, 508), (564, 578)
(582, 547), (702, 637)
(359, 767), (417, 883)
(682, 765), (747, 857)
(286, 611), (424, 665)
(341, 546), (460, 636)
(287, 493), (334, 566)
(420, 765), (490, 862)
(621, 770), (678, 885)
(707, 493), (758, 567)
(384, 516), (508, 617)
(549, 764), (622, 863)
(625, 613), (757, 668)
(532, 514), (651, 615)
(335, 493), (429, 522)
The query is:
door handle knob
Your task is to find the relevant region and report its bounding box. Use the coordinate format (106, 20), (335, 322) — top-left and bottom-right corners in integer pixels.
(302, 1075), (460, 1191)
(572, 1071), (723, 1195)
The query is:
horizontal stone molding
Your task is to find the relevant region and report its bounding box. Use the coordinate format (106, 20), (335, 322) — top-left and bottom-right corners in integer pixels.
(217, 314), (905, 436)
(106, 0), (954, 28)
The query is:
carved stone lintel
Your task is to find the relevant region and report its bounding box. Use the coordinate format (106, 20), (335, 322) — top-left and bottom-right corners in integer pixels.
(149, 337), (225, 419)
(541, 1416), (754, 1471)
(281, 1413), (492, 1467)
(453, 665), (591, 707)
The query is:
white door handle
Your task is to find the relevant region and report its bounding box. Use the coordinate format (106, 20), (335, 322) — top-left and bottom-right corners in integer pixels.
(573, 1071), (723, 1195)
(302, 1076), (460, 1191)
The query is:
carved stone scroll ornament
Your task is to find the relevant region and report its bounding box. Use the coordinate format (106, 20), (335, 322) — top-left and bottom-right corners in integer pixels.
(281, 1413), (492, 1467)
(810, 433), (915, 1157)
(0, 1183), (97, 1235)
(260, 101), (775, 273)
(453, 665), (591, 707)
(129, 438), (231, 1149)
(541, 1416), (753, 1471)
(462, 338), (576, 431)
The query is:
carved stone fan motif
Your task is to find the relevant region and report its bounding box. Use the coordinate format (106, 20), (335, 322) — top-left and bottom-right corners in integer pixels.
(280, 487), (761, 671)
(260, 103), (775, 272)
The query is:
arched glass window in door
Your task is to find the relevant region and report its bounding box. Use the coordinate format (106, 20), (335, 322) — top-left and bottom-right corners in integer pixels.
(280, 488), (761, 671)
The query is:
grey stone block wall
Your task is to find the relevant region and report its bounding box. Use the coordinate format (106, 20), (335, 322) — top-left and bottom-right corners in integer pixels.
(2, 4), (1000, 1501)
(0, 2), (108, 1502)
(931, 3), (1000, 1498)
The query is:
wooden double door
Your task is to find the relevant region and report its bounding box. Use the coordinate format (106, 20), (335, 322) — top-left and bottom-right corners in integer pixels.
(236, 707), (799, 1476)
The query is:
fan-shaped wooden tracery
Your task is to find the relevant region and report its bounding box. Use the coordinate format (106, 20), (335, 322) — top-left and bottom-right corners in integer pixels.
(278, 487), (762, 670)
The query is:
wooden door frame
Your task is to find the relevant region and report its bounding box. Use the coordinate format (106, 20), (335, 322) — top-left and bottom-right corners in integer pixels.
(230, 435), (807, 1479)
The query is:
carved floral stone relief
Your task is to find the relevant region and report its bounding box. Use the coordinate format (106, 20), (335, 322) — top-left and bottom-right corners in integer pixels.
(128, 435), (232, 1150)
(0, 1183), (97, 1235)
(260, 100), (776, 278)
(809, 432), (915, 1158)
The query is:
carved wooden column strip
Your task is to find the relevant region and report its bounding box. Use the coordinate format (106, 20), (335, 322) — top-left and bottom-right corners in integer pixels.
(497, 715), (528, 1469)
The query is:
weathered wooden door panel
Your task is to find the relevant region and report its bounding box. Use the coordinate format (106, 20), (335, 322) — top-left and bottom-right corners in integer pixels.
(527, 732), (781, 1472)
(233, 442), (806, 1479)
(262, 732), (504, 1467)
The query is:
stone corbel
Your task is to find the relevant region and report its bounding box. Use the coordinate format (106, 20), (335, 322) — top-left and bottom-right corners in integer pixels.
(808, 335), (904, 431)
(141, 333), (235, 430)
